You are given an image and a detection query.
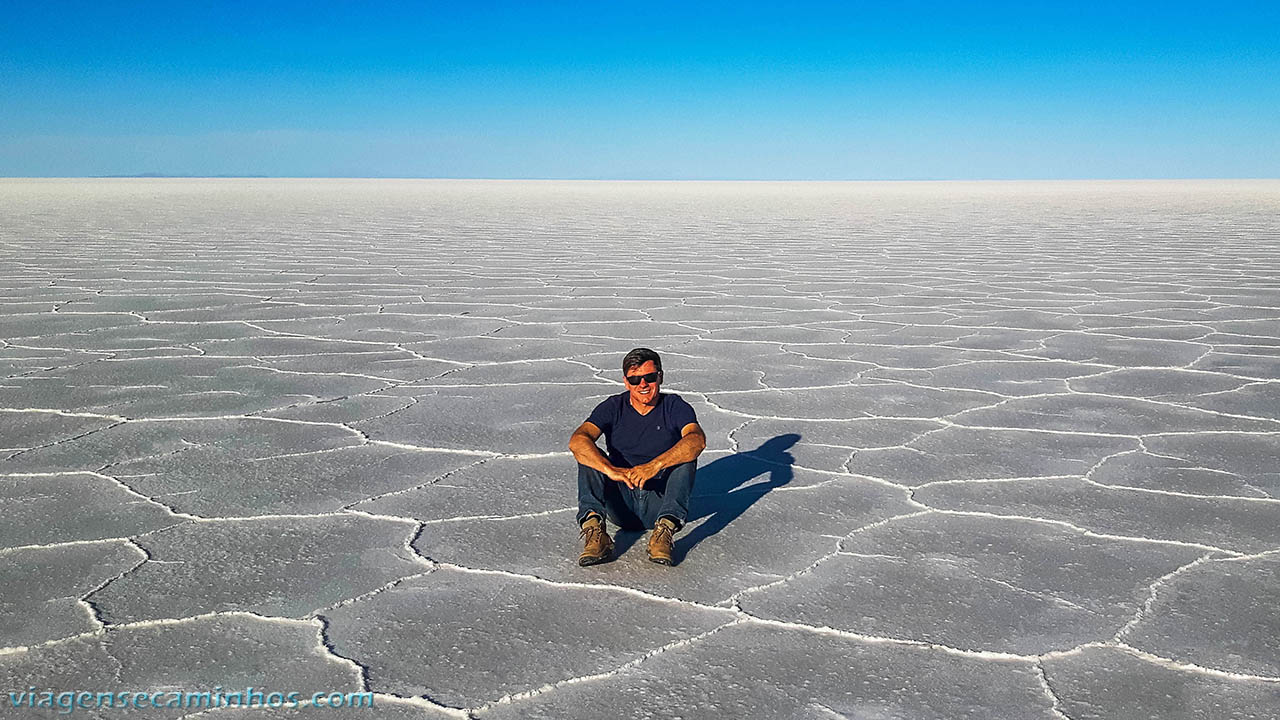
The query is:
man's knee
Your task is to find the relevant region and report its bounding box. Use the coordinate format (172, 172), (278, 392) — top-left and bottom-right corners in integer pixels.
(665, 461), (697, 483)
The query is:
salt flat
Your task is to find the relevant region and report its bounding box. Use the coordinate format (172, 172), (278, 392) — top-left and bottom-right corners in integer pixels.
(2, 179), (1279, 718)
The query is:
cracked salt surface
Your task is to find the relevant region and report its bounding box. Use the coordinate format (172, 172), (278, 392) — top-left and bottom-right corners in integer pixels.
(3, 179), (1280, 718)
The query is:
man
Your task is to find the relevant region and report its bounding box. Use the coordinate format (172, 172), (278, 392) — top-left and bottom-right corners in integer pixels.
(568, 347), (706, 566)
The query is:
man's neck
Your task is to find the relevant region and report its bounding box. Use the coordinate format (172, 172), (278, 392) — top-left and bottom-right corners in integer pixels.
(629, 393), (659, 415)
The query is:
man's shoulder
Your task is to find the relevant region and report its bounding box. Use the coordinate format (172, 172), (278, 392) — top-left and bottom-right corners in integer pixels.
(661, 392), (697, 415)
(590, 391), (627, 413)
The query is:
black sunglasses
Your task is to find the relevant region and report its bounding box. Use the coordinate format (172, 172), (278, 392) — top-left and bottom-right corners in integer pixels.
(625, 371), (661, 385)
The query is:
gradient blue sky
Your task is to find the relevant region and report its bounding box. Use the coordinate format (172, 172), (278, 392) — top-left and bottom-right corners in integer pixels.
(3, 1), (1278, 179)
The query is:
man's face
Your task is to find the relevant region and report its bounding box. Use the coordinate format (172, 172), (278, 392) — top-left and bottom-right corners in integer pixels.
(625, 360), (662, 408)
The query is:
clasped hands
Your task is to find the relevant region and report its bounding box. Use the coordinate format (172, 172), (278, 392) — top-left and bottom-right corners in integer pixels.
(609, 462), (660, 489)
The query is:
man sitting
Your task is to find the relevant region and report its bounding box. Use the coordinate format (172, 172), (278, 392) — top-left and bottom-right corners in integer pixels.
(568, 347), (706, 566)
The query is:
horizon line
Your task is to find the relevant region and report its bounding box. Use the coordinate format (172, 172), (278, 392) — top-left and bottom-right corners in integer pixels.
(3, 175), (1278, 182)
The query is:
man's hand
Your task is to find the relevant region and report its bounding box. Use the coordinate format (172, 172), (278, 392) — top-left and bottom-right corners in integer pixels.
(618, 462), (660, 489)
(598, 465), (647, 489)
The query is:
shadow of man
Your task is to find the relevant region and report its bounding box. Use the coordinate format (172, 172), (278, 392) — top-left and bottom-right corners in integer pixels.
(673, 433), (800, 563)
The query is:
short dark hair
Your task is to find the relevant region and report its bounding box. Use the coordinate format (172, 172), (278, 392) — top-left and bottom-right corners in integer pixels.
(622, 347), (662, 374)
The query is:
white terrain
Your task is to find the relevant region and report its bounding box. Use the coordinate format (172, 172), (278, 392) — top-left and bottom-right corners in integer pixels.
(1, 179), (1278, 718)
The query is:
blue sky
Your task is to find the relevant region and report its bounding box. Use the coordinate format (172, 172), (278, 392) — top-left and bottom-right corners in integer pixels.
(2, 1), (1277, 179)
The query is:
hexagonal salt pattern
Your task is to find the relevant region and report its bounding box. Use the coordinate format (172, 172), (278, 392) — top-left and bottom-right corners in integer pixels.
(3, 179), (1279, 718)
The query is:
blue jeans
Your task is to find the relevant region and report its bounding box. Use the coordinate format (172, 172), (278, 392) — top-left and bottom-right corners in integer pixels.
(576, 462), (696, 531)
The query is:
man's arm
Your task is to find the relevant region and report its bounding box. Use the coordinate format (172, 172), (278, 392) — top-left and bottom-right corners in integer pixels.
(626, 423), (706, 489)
(568, 421), (624, 482)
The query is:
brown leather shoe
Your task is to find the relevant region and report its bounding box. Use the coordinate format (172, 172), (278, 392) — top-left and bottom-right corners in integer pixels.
(647, 517), (677, 566)
(578, 514), (613, 566)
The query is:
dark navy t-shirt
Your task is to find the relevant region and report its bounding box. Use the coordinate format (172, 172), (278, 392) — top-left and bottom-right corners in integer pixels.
(586, 392), (698, 468)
